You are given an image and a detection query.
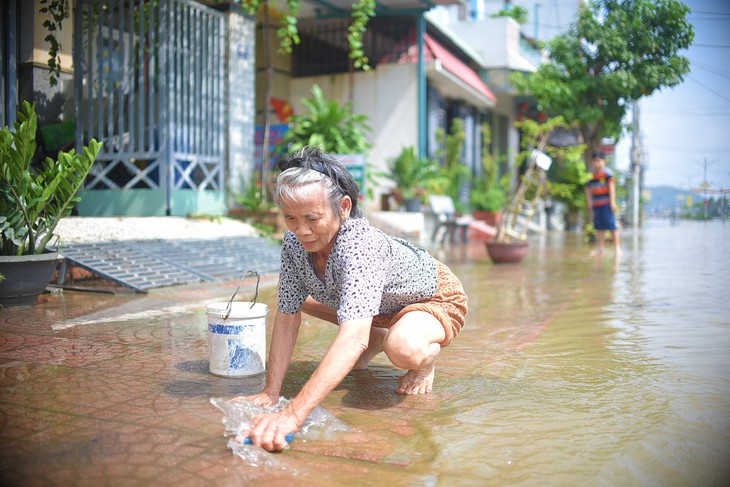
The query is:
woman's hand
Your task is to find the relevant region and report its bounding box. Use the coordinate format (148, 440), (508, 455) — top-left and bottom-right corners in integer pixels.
(228, 391), (279, 408)
(247, 407), (300, 452)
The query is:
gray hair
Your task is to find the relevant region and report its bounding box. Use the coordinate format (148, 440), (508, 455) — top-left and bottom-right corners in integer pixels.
(276, 168), (347, 221)
(275, 147), (364, 219)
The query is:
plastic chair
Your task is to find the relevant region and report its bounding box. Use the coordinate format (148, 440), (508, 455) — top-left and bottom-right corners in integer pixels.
(429, 195), (472, 244)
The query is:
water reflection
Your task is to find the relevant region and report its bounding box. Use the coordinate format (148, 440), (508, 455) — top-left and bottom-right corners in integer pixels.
(414, 220), (729, 485)
(12, 220), (725, 486)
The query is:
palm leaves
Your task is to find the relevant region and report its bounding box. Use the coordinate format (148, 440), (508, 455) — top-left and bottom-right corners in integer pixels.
(281, 85), (371, 155)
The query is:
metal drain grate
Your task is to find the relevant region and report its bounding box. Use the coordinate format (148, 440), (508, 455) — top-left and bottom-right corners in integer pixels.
(59, 237), (281, 292)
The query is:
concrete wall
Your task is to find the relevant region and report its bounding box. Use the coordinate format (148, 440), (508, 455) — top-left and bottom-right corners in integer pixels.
(17, 0), (75, 125)
(226, 11), (257, 200)
(288, 63), (419, 212)
(254, 22), (292, 126)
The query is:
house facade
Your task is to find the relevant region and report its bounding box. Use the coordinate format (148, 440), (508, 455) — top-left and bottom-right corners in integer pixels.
(2, 0), (546, 217)
(2, 0), (257, 217)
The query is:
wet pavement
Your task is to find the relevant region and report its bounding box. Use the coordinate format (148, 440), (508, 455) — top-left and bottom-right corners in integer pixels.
(1, 219), (728, 486)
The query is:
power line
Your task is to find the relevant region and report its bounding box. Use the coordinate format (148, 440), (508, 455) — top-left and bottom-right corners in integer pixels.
(645, 110), (730, 116)
(688, 74), (730, 103)
(646, 145), (729, 153)
(690, 10), (730, 16)
(692, 61), (730, 80)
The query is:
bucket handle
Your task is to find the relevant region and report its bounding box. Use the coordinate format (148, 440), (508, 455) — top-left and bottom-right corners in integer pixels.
(222, 269), (260, 319)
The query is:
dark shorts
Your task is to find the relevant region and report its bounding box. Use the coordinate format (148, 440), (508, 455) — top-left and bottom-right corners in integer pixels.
(592, 204), (617, 231)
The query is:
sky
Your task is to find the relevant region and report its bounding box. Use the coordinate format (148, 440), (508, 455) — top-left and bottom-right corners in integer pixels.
(613, 0), (730, 192)
(479, 0), (730, 192)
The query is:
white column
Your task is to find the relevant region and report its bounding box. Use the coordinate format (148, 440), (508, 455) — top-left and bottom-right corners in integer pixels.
(225, 10), (256, 204)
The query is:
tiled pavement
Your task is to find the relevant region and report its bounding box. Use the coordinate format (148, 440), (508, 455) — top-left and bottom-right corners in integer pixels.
(0, 240), (483, 486)
(0, 212), (488, 486)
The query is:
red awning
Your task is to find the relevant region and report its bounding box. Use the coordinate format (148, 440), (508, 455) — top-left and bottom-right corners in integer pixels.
(379, 34), (496, 107)
(423, 35), (496, 105)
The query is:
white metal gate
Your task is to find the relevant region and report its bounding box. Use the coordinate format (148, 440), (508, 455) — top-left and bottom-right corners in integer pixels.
(73, 0), (226, 215)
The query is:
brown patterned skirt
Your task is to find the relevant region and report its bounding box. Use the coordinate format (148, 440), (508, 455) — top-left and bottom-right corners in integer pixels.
(371, 260), (467, 347)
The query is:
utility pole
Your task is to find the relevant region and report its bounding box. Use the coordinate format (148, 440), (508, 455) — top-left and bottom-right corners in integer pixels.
(702, 157), (709, 220)
(629, 101), (642, 228)
(694, 158), (719, 220)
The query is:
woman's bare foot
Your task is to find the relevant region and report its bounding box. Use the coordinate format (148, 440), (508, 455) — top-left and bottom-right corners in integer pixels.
(396, 360), (436, 394)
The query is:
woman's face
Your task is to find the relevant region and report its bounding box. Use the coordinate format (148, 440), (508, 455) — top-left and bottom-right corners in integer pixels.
(281, 184), (351, 254)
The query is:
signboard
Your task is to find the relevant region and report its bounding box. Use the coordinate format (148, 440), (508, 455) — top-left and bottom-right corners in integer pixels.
(532, 150), (553, 171)
(254, 124), (288, 176)
(335, 154), (366, 202)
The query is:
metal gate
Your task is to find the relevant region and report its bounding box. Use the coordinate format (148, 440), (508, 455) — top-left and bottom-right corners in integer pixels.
(73, 0), (226, 216)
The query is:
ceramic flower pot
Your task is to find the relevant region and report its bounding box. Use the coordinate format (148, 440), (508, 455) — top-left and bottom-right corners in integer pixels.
(0, 252), (60, 307)
(485, 240), (529, 264)
(472, 210), (502, 228)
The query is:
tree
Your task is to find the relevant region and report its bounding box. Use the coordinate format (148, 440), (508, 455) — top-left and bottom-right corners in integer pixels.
(512, 0), (694, 162)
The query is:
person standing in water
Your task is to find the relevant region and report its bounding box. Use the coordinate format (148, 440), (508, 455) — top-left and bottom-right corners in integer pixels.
(585, 151), (621, 256)
(240, 147), (468, 452)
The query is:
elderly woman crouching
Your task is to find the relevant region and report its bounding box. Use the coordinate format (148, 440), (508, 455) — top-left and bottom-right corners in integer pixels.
(242, 147), (467, 452)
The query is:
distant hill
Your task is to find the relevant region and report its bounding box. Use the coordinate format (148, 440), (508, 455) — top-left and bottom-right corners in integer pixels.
(644, 186), (703, 212)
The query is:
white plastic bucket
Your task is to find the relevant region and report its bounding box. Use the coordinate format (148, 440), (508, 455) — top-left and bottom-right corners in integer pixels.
(206, 301), (268, 377)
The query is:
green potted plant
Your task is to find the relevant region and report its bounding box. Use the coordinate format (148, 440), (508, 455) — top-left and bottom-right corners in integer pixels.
(544, 147), (591, 231)
(471, 186), (506, 222)
(487, 117), (564, 263)
(386, 146), (441, 212)
(0, 101), (102, 307)
(279, 84), (371, 155)
(229, 176), (284, 238)
(470, 124), (507, 226)
(271, 84), (371, 213)
(430, 119), (470, 212)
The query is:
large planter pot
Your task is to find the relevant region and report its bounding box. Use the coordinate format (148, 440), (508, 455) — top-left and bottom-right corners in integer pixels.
(0, 252), (60, 307)
(403, 197), (422, 213)
(485, 241), (529, 264)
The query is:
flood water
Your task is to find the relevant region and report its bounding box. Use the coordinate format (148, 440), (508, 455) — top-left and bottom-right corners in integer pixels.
(428, 219), (729, 486)
(291, 219), (729, 486)
(2, 219), (728, 486)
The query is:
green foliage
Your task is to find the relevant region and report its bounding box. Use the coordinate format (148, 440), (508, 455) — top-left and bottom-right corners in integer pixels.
(274, 1), (301, 54)
(546, 148), (592, 213)
(513, 116), (591, 212)
(471, 186), (507, 212)
(511, 0), (694, 158)
(280, 84), (371, 155)
(470, 123), (508, 212)
(232, 176), (274, 211)
(491, 6), (528, 24)
(348, 0), (376, 71)
(365, 164), (387, 202)
(39, 0), (68, 86)
(430, 119), (469, 207)
(0, 102), (102, 256)
(233, 1), (375, 62)
(250, 221), (277, 239)
(386, 146), (443, 200)
(441, 118), (465, 171)
(43, 1), (376, 87)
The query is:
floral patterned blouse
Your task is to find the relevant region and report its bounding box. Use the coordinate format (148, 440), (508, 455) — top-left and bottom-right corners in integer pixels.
(278, 217), (438, 323)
